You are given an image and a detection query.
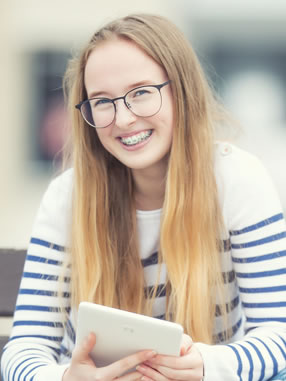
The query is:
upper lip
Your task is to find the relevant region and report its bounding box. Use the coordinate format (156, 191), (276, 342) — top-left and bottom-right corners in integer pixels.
(116, 129), (152, 139)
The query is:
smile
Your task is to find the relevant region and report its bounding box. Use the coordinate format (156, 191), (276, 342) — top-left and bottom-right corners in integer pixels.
(120, 130), (153, 146)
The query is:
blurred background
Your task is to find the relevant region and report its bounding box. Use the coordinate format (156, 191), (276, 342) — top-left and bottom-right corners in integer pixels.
(1, 0), (286, 249)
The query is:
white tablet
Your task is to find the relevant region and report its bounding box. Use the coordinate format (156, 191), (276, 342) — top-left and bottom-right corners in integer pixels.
(76, 302), (183, 367)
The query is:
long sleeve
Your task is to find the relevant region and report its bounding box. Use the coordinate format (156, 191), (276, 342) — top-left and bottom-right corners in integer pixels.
(195, 143), (286, 380)
(1, 170), (73, 381)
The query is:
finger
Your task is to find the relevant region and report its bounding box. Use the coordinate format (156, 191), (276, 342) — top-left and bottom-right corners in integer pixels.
(139, 363), (198, 381)
(72, 332), (96, 364)
(180, 334), (193, 356)
(145, 351), (200, 370)
(136, 365), (168, 381)
(145, 355), (182, 370)
(120, 370), (144, 381)
(101, 350), (157, 379)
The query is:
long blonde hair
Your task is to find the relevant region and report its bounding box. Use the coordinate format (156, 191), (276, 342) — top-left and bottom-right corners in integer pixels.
(64, 14), (227, 344)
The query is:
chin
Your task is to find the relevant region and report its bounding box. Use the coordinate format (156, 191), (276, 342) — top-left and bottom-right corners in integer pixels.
(125, 157), (168, 171)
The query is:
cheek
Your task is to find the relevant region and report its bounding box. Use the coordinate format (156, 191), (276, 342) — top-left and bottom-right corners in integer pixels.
(161, 95), (175, 130)
(162, 108), (175, 137)
(96, 127), (113, 146)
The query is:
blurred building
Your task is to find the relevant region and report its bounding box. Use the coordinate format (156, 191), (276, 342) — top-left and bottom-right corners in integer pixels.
(184, 0), (286, 210)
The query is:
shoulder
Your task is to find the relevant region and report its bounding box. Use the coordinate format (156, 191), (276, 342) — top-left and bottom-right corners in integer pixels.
(40, 168), (74, 213)
(47, 168), (74, 193)
(214, 142), (265, 181)
(214, 141), (276, 192)
(31, 168), (74, 246)
(214, 142), (283, 230)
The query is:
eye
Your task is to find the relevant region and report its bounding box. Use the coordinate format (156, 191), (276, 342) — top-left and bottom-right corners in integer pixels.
(90, 98), (113, 109)
(95, 98), (112, 106)
(133, 88), (149, 97)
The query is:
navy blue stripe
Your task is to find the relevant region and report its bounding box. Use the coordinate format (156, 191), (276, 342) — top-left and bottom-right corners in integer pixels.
(16, 347), (58, 362)
(279, 335), (286, 345)
(23, 272), (70, 282)
(15, 305), (70, 313)
(11, 357), (27, 381)
(144, 284), (166, 298)
(6, 348), (23, 379)
(19, 289), (55, 296)
(7, 354), (15, 380)
(242, 301), (286, 308)
(216, 296), (240, 316)
(154, 314), (165, 320)
(17, 347), (52, 355)
(247, 317), (286, 323)
(245, 341), (265, 381)
(239, 285), (286, 293)
(19, 361), (34, 381)
(232, 232), (286, 249)
(236, 268), (286, 278)
(60, 344), (72, 358)
(19, 289), (70, 297)
(30, 237), (65, 252)
(232, 250), (286, 263)
(255, 338), (278, 376)
(141, 252), (158, 267)
(230, 214), (283, 236)
(24, 363), (46, 380)
(227, 345), (243, 381)
(66, 319), (76, 344)
(4, 347), (58, 380)
(271, 339), (286, 361)
(222, 239), (231, 252)
(13, 320), (63, 328)
(278, 335), (286, 351)
(48, 345), (61, 356)
(214, 318), (242, 343)
(23, 272), (58, 281)
(232, 318), (243, 335)
(19, 359), (46, 381)
(12, 356), (39, 381)
(10, 335), (63, 342)
(223, 270), (235, 283)
(26, 255), (62, 266)
(237, 344), (254, 381)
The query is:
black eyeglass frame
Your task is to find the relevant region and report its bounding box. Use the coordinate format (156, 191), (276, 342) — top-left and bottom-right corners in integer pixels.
(75, 80), (171, 128)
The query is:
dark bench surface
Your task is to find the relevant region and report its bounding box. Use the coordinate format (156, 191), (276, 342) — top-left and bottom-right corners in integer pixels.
(0, 249), (26, 316)
(0, 249), (26, 379)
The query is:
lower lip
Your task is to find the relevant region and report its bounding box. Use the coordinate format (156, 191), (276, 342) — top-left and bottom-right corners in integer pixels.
(118, 131), (153, 151)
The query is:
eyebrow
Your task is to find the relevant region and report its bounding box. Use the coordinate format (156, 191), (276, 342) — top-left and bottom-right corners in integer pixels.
(87, 79), (158, 99)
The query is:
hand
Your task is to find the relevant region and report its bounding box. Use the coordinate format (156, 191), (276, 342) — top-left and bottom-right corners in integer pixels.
(135, 334), (204, 381)
(63, 332), (157, 381)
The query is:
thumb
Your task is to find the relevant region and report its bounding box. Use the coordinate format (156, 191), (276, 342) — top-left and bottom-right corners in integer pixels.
(180, 334), (193, 356)
(72, 332), (96, 364)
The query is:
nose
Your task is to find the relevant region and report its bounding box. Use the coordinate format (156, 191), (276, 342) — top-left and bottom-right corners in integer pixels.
(114, 99), (137, 130)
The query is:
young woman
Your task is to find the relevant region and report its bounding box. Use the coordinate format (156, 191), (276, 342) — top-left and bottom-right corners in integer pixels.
(1, 14), (286, 381)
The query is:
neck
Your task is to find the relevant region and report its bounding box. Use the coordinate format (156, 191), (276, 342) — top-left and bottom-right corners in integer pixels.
(132, 161), (168, 211)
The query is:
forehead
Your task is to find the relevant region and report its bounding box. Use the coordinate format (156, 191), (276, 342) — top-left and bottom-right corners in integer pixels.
(84, 38), (166, 95)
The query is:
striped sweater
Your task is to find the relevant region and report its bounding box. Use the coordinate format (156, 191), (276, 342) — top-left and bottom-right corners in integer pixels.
(1, 143), (286, 381)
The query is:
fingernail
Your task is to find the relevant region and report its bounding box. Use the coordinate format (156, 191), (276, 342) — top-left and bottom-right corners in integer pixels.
(146, 351), (157, 359)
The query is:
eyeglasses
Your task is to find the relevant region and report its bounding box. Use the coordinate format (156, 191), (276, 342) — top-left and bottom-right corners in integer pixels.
(75, 80), (171, 129)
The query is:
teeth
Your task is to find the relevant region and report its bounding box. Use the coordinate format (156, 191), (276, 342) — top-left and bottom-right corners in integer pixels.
(120, 130), (152, 146)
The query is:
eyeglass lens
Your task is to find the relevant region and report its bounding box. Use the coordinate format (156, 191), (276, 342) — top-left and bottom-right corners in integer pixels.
(81, 85), (162, 128)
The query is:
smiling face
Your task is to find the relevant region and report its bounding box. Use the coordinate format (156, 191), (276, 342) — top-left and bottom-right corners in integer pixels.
(84, 38), (174, 172)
